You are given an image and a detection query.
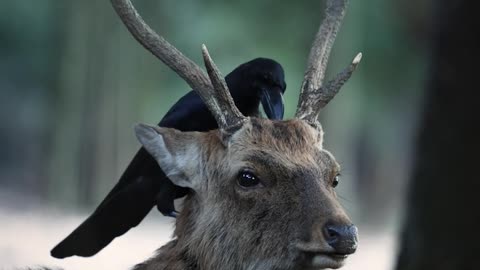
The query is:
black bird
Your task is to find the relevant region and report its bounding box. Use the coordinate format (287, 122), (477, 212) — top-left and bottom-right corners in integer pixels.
(51, 58), (286, 259)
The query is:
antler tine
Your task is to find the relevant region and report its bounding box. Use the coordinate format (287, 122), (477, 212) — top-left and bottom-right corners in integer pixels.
(202, 45), (247, 131)
(110, 0), (211, 94)
(300, 53), (362, 119)
(295, 0), (361, 124)
(110, 0), (245, 133)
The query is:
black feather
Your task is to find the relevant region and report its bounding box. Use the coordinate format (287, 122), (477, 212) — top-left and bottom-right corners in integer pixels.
(51, 58), (286, 258)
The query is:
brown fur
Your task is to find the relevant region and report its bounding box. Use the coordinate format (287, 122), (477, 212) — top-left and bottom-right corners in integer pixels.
(134, 118), (353, 270)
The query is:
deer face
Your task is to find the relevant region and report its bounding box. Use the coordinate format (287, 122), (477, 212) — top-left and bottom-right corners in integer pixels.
(136, 118), (358, 269)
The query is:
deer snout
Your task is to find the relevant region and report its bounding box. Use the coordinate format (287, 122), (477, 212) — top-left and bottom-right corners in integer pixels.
(323, 222), (358, 255)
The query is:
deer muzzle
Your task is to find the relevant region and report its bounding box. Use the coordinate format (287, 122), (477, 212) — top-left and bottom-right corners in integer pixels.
(323, 222), (358, 255)
(295, 218), (358, 269)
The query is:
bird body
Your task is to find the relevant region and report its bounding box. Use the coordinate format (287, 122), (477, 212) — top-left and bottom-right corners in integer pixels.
(51, 58), (286, 259)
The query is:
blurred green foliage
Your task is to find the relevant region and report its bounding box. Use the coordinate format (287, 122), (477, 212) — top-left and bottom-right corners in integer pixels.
(0, 0), (429, 229)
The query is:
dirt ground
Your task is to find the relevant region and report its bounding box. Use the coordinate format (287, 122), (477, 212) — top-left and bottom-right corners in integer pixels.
(0, 206), (396, 270)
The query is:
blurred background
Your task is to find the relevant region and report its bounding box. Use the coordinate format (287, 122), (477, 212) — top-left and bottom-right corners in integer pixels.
(0, 0), (432, 269)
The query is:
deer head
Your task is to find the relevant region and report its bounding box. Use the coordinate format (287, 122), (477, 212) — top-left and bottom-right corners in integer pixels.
(111, 0), (361, 269)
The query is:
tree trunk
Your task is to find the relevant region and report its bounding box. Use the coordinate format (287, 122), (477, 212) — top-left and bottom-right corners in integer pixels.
(396, 0), (480, 269)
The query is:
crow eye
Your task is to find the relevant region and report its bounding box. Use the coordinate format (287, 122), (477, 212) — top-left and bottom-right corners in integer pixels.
(332, 175), (340, 188)
(238, 170), (261, 188)
(261, 74), (272, 83)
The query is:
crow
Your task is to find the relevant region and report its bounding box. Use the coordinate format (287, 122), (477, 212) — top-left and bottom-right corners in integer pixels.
(51, 58), (286, 259)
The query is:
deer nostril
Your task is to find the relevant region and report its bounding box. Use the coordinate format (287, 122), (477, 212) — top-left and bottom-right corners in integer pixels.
(325, 226), (341, 242)
(323, 223), (358, 255)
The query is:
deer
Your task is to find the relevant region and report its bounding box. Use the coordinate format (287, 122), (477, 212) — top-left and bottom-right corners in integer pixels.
(107, 0), (362, 269)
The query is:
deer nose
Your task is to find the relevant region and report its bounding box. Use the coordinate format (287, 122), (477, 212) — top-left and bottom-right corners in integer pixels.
(323, 223), (358, 255)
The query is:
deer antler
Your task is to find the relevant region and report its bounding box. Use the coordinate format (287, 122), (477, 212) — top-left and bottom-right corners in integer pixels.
(110, 0), (246, 133)
(295, 0), (362, 124)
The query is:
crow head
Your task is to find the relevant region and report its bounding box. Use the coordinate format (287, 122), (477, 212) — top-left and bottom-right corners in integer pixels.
(226, 58), (286, 120)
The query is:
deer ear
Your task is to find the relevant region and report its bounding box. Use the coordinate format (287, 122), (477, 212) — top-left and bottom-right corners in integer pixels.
(134, 123), (202, 190)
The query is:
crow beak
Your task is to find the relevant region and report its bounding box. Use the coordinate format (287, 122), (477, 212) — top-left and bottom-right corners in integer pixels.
(261, 87), (285, 120)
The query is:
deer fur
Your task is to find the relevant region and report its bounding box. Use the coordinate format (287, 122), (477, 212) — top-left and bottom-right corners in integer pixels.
(133, 118), (352, 270)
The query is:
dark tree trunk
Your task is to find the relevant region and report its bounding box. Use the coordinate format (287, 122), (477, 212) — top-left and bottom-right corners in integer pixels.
(396, 0), (480, 269)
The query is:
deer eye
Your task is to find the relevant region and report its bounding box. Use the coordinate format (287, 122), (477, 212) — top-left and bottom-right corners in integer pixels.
(332, 175), (340, 188)
(237, 170), (261, 188)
